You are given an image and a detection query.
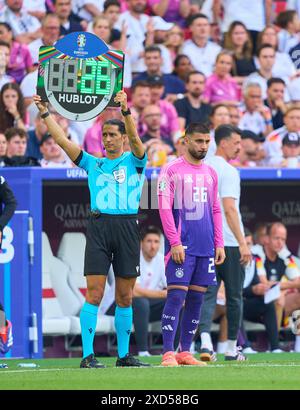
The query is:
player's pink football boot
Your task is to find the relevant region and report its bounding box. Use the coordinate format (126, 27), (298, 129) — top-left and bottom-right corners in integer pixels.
(161, 351), (179, 367)
(176, 351), (207, 366)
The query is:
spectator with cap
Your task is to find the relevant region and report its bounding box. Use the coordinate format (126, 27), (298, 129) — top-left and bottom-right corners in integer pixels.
(182, 13), (221, 77)
(232, 129), (265, 167)
(0, 0), (41, 45)
(148, 0), (191, 28)
(174, 71), (211, 130)
(202, 50), (241, 105)
(0, 22), (34, 84)
(264, 78), (287, 130)
(239, 83), (273, 137)
(53, 0), (84, 36)
(280, 133), (300, 168)
(39, 133), (73, 168)
(264, 106), (300, 166)
(147, 75), (180, 142)
(132, 46), (185, 100)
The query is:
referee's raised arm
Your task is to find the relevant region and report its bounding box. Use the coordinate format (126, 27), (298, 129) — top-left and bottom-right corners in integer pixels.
(33, 95), (81, 162)
(114, 90), (145, 159)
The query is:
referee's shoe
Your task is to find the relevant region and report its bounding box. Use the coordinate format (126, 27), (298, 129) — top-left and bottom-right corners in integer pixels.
(80, 354), (106, 368)
(116, 353), (151, 367)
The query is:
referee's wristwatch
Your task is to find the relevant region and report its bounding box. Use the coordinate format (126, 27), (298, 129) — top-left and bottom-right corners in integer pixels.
(121, 108), (131, 116)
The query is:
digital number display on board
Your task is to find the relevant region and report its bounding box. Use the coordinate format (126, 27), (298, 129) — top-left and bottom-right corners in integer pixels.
(37, 32), (124, 121)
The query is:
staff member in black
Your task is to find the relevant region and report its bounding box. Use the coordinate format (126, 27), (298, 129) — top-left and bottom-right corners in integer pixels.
(0, 176), (17, 354)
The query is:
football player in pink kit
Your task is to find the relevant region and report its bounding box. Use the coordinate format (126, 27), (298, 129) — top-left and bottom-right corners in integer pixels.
(158, 123), (226, 367)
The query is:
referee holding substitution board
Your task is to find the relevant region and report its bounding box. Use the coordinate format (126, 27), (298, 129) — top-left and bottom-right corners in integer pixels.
(34, 90), (150, 368)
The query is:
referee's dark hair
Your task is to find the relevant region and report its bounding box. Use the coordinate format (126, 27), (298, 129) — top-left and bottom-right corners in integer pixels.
(215, 124), (242, 146)
(103, 119), (126, 135)
(140, 225), (162, 241)
(185, 123), (210, 137)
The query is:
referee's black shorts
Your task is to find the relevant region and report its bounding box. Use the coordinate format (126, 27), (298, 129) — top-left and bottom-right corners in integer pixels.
(84, 212), (140, 278)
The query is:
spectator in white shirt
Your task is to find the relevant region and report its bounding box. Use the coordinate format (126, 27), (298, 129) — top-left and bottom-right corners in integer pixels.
(0, 40), (14, 90)
(23, 0), (46, 20)
(39, 133), (72, 168)
(287, 0), (300, 15)
(28, 13), (60, 65)
(244, 44), (276, 101)
(276, 9), (300, 54)
(114, 0), (149, 73)
(213, 0), (272, 50)
(257, 25), (297, 81)
(263, 106), (300, 166)
(0, 0), (41, 44)
(72, 0), (104, 22)
(182, 13), (221, 77)
(239, 83), (273, 137)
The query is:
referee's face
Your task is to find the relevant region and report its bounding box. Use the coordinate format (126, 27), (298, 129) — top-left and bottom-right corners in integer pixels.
(102, 124), (124, 156)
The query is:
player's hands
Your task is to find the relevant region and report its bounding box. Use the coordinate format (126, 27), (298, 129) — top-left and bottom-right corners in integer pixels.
(114, 90), (128, 111)
(215, 247), (226, 265)
(33, 94), (48, 115)
(171, 244), (185, 264)
(239, 243), (252, 266)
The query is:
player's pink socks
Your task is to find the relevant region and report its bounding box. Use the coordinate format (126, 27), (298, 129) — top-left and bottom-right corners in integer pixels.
(179, 290), (204, 352)
(161, 288), (187, 353)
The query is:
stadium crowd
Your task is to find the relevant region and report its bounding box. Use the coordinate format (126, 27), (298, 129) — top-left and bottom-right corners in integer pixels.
(0, 0), (299, 168)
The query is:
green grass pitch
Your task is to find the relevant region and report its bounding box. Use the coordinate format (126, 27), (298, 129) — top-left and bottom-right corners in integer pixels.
(1, 353), (300, 390)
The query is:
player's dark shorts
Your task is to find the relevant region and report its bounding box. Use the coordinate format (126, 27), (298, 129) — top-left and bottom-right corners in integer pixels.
(84, 212), (140, 278)
(165, 253), (217, 287)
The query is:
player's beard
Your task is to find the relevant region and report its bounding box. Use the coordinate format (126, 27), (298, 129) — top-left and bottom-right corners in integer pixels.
(189, 148), (207, 160)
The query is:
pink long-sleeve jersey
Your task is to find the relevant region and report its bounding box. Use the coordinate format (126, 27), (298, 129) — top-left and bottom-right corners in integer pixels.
(158, 156), (224, 257)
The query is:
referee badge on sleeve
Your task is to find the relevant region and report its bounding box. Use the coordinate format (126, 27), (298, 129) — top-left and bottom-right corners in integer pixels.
(113, 169), (126, 183)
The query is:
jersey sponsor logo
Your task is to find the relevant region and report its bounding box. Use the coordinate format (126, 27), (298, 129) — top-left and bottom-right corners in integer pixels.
(113, 168), (126, 183)
(175, 268), (184, 278)
(158, 179), (167, 192)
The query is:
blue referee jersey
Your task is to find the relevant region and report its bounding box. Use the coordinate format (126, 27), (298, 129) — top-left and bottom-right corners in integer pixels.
(76, 151), (147, 214)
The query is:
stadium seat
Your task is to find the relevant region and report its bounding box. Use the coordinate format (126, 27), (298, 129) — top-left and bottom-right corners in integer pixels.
(42, 232), (71, 336)
(57, 232), (114, 334)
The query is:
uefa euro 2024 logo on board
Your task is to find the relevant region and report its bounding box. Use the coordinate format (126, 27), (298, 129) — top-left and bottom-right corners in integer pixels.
(77, 34), (86, 49)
